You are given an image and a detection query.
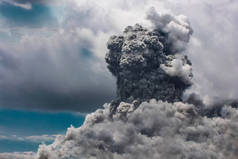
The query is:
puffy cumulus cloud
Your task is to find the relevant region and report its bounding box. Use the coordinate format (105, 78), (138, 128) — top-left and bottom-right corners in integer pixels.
(35, 100), (238, 159)
(163, 0), (238, 102)
(161, 57), (193, 83)
(147, 8), (193, 54)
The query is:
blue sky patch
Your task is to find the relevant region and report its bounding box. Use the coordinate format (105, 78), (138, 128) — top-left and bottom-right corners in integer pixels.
(80, 48), (93, 59)
(0, 138), (50, 153)
(0, 2), (58, 27)
(0, 109), (85, 152)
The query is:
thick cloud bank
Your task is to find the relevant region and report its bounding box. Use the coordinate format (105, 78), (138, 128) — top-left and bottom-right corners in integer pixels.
(37, 100), (238, 159)
(35, 9), (238, 159)
(0, 0), (117, 112)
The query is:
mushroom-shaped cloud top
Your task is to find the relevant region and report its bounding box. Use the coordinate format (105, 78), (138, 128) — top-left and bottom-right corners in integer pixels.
(106, 21), (193, 105)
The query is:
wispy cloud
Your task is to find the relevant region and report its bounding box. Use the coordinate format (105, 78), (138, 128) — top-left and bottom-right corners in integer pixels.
(0, 134), (58, 143)
(0, 152), (35, 159)
(0, 0), (32, 10)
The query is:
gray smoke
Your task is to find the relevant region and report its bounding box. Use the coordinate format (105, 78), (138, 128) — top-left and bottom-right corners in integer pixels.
(35, 8), (238, 159)
(106, 8), (193, 111)
(36, 100), (238, 159)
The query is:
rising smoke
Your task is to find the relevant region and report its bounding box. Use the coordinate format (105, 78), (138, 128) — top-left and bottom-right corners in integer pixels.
(106, 8), (193, 113)
(35, 8), (238, 159)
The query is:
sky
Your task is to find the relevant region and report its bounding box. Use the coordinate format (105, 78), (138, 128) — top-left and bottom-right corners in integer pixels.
(0, 0), (237, 155)
(0, 109), (85, 152)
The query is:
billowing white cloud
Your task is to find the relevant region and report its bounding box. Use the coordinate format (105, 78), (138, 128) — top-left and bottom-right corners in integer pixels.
(161, 57), (193, 83)
(165, 0), (238, 102)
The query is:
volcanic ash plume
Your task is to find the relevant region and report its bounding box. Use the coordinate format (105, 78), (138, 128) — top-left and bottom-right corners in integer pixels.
(106, 8), (193, 108)
(36, 9), (238, 159)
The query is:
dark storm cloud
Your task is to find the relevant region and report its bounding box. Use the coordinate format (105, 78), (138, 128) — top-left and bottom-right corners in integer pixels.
(0, 82), (115, 112)
(0, 0), (120, 112)
(0, 31), (116, 112)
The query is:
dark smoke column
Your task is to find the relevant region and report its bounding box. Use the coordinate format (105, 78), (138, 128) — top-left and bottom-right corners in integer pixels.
(106, 10), (193, 108)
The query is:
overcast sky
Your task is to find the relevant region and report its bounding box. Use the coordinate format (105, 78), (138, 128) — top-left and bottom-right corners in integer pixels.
(0, 0), (237, 112)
